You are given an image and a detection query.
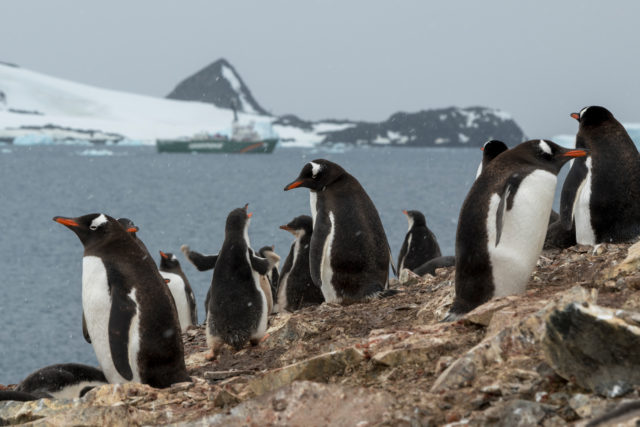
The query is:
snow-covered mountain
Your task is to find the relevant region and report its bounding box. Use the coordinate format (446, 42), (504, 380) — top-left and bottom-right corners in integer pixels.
(0, 59), (527, 148)
(167, 58), (267, 116)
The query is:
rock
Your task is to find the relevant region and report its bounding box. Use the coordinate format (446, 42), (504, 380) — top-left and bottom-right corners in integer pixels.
(464, 296), (519, 327)
(543, 302), (640, 397)
(399, 268), (421, 285)
(372, 335), (452, 367)
(190, 381), (394, 426)
(247, 347), (365, 396)
(601, 240), (640, 279)
(483, 399), (555, 427)
(204, 370), (254, 382)
(576, 400), (640, 427)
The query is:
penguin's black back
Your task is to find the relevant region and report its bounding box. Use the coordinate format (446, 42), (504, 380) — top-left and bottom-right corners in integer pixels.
(312, 171), (391, 302)
(208, 211), (263, 350)
(397, 210), (442, 272)
(576, 106), (640, 242)
(16, 363), (106, 396)
(280, 223), (324, 310)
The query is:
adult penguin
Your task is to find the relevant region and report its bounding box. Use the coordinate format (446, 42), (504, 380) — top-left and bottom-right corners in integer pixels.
(54, 213), (190, 387)
(205, 205), (275, 359)
(277, 215), (325, 312)
(445, 140), (588, 320)
(476, 139), (508, 178)
(158, 251), (198, 331)
(284, 159), (395, 304)
(397, 210), (442, 273)
(560, 106), (640, 244)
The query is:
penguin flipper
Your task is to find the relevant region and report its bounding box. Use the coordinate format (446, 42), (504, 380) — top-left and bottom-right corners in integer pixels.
(495, 173), (522, 247)
(108, 278), (136, 381)
(248, 248), (271, 275)
(188, 290), (198, 325)
(389, 245), (398, 277)
(82, 312), (91, 344)
(559, 157), (588, 230)
(181, 245), (218, 271)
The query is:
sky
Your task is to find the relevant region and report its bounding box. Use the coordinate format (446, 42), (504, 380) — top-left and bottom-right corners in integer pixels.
(2, 1), (640, 138)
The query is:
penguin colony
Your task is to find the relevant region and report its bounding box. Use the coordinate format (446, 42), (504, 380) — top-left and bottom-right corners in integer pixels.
(3, 105), (638, 400)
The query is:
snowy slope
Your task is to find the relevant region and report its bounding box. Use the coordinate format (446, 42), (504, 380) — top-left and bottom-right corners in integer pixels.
(0, 63), (271, 144)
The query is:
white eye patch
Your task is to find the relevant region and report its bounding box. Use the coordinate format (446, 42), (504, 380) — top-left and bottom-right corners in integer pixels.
(90, 214), (107, 230)
(539, 140), (552, 155)
(310, 162), (322, 178)
(580, 106), (589, 119)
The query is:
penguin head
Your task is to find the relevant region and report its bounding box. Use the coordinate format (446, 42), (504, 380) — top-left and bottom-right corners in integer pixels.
(258, 245), (275, 258)
(280, 215), (313, 237)
(225, 204), (252, 235)
(513, 140), (589, 173)
(571, 106), (614, 127)
(284, 159), (345, 192)
(403, 210), (426, 229)
(117, 217), (140, 238)
(159, 251), (180, 270)
(481, 140), (508, 163)
(53, 213), (123, 247)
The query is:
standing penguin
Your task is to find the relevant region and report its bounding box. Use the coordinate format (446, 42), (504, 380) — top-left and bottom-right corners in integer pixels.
(158, 251), (198, 332)
(258, 246), (280, 311)
(284, 159), (394, 304)
(446, 140), (588, 319)
(277, 215), (325, 312)
(205, 205), (274, 359)
(54, 213), (190, 387)
(560, 106), (640, 244)
(397, 210), (442, 273)
(476, 140), (508, 178)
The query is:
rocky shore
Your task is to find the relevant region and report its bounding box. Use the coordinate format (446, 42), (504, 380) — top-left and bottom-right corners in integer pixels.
(3, 242), (640, 425)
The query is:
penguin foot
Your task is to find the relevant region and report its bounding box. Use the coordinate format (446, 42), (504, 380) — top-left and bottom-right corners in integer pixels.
(441, 311), (464, 323)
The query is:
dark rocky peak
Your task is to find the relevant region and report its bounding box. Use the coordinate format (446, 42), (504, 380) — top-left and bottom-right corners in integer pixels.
(166, 58), (268, 115)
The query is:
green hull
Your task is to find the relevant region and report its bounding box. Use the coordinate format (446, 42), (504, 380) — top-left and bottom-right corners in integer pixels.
(156, 138), (278, 154)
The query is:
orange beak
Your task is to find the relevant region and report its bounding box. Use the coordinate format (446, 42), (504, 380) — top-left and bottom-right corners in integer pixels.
(160, 251), (169, 259)
(402, 210), (408, 216)
(280, 225), (292, 231)
(570, 112), (580, 121)
(247, 212), (253, 218)
(563, 149), (588, 158)
(480, 147), (484, 151)
(53, 217), (79, 227)
(284, 181), (303, 191)
(126, 226), (139, 233)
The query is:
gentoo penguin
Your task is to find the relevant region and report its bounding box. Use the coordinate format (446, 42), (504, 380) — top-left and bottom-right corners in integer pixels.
(475, 142), (560, 226)
(560, 106), (640, 244)
(205, 205), (274, 359)
(476, 139), (508, 178)
(54, 213), (190, 387)
(446, 140), (588, 319)
(82, 217), (149, 344)
(277, 215), (325, 312)
(158, 251), (198, 332)
(258, 246), (280, 312)
(284, 159), (394, 304)
(397, 210), (442, 273)
(16, 363), (107, 399)
(0, 390), (40, 401)
(413, 255), (456, 277)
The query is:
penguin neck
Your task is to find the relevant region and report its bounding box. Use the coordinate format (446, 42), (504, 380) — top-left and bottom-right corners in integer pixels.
(406, 217), (415, 232)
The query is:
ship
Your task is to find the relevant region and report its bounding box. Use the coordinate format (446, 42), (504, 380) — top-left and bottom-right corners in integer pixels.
(156, 106), (278, 154)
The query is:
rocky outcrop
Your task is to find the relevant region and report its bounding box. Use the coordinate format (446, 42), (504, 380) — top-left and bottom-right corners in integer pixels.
(166, 58), (268, 115)
(3, 242), (640, 425)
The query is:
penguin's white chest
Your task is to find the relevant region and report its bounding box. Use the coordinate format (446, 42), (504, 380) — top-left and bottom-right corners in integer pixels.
(277, 239), (299, 311)
(486, 170), (556, 297)
(244, 249), (268, 340)
(309, 191), (318, 227)
(320, 211), (339, 303)
(160, 271), (192, 332)
(82, 256), (141, 384)
(574, 158), (596, 245)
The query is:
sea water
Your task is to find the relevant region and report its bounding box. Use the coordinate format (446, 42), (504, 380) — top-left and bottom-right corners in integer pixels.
(0, 144), (543, 384)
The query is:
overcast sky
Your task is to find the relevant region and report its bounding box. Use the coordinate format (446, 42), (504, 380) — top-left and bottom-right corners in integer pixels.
(2, 1), (639, 138)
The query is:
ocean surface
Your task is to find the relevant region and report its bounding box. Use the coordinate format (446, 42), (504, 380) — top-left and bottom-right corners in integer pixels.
(0, 144), (564, 384)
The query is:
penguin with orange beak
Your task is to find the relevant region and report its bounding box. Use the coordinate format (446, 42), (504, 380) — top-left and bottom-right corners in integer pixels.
(53, 213), (190, 387)
(397, 210), (442, 273)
